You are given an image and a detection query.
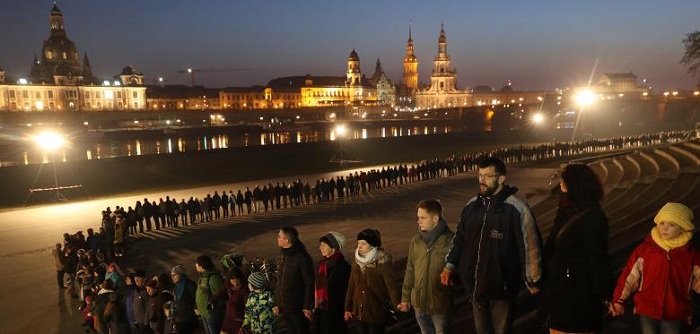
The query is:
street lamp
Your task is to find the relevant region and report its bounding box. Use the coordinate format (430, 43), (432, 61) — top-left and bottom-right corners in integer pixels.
(33, 131), (68, 202)
(571, 89), (596, 141)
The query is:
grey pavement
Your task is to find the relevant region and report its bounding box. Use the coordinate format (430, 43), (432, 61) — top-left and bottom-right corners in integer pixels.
(0, 165), (557, 334)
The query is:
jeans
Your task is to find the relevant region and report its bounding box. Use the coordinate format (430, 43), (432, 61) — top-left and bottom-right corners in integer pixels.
(639, 315), (683, 334)
(414, 310), (448, 334)
(471, 299), (514, 334)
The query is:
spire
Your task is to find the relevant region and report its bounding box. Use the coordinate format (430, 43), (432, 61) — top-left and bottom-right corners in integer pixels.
(83, 52), (91, 67)
(408, 21), (413, 44)
(438, 23), (446, 44)
(50, 1), (66, 37)
(375, 58), (382, 73)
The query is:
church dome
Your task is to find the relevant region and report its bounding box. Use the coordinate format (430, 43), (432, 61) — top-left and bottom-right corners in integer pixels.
(348, 49), (359, 61)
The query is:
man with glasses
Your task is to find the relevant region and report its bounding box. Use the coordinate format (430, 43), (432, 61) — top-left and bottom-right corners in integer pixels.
(441, 157), (543, 334)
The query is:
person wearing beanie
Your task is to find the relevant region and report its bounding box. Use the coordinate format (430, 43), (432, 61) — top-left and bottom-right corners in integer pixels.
(314, 231), (351, 334)
(243, 271), (275, 333)
(169, 264), (198, 334)
(611, 202), (700, 333)
(345, 228), (400, 333)
(398, 199), (455, 334)
(274, 226), (315, 334)
(130, 269), (149, 332)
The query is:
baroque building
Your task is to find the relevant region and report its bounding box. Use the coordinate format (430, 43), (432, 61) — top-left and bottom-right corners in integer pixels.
(219, 49), (393, 110)
(0, 3), (146, 112)
(415, 24), (470, 109)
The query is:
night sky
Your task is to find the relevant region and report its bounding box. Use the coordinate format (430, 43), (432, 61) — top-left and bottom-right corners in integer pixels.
(1, 0), (698, 90)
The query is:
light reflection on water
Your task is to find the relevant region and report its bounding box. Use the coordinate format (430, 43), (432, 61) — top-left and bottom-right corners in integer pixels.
(5, 125), (451, 166)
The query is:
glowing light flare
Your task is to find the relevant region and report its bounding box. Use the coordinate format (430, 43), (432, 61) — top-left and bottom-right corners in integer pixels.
(33, 131), (66, 151)
(532, 113), (544, 124)
(574, 90), (596, 107)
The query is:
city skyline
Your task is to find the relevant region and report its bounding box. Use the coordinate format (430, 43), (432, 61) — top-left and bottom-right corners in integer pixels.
(1, 0), (699, 90)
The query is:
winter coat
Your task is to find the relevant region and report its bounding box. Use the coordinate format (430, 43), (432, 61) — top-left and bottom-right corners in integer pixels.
(275, 241), (315, 314)
(345, 249), (400, 324)
(541, 204), (611, 332)
(221, 285), (248, 334)
(243, 290), (275, 334)
(613, 235), (700, 321)
(172, 277), (198, 333)
(91, 289), (114, 334)
(131, 286), (148, 326)
(196, 270), (224, 318)
(445, 185), (543, 301)
(401, 221), (454, 315)
(52, 248), (65, 271)
(313, 253), (351, 334)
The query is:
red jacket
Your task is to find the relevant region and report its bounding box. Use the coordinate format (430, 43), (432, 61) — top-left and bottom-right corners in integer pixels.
(613, 236), (700, 321)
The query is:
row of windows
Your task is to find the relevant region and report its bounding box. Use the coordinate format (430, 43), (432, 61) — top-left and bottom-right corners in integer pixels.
(223, 94), (300, 101)
(6, 89), (139, 100)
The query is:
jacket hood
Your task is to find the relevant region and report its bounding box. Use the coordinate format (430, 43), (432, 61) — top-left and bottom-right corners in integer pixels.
(477, 184), (518, 204)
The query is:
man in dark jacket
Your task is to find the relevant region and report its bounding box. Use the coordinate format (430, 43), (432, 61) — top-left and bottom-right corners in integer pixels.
(274, 226), (315, 334)
(131, 270), (149, 333)
(441, 157), (543, 334)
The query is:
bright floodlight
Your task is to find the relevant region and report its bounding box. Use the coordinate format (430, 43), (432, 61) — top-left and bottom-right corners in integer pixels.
(575, 90), (596, 107)
(335, 124), (347, 136)
(34, 131), (65, 151)
(532, 113), (544, 124)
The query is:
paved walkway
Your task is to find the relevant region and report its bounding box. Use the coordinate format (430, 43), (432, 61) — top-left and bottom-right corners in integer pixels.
(0, 164), (557, 334)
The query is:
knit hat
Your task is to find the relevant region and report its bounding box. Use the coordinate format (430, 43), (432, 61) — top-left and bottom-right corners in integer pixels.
(654, 202), (695, 231)
(357, 228), (381, 248)
(248, 272), (268, 289)
(134, 270), (147, 278)
(320, 231), (347, 250)
(146, 279), (158, 289)
(171, 265), (186, 276)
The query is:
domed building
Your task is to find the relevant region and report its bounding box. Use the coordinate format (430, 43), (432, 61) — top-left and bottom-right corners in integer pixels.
(0, 3), (146, 112)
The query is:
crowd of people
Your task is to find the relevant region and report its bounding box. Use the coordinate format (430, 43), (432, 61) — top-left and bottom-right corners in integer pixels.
(51, 130), (699, 334)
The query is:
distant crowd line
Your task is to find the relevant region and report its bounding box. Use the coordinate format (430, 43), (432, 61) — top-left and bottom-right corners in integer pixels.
(53, 130), (695, 334)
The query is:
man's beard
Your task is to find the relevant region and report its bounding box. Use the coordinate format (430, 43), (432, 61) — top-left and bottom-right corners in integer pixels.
(479, 183), (498, 196)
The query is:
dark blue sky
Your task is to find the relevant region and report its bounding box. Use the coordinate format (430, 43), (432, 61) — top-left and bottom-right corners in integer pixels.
(1, 1), (698, 90)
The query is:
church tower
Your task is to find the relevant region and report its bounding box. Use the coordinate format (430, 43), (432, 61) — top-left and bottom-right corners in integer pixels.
(403, 24), (419, 93)
(30, 3), (84, 84)
(429, 24), (457, 92)
(347, 49), (362, 86)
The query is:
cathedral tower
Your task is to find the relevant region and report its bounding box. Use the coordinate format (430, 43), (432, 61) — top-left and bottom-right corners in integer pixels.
(347, 49), (362, 86)
(429, 24), (457, 92)
(403, 24), (419, 92)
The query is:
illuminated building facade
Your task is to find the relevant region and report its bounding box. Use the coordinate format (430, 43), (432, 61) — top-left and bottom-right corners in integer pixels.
(403, 25), (419, 93)
(0, 3), (146, 112)
(219, 50), (389, 109)
(415, 24), (470, 109)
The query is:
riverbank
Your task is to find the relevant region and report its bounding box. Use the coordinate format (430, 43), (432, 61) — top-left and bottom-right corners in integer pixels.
(0, 131), (537, 207)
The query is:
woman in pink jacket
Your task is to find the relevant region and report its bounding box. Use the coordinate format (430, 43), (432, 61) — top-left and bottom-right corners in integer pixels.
(610, 202), (700, 334)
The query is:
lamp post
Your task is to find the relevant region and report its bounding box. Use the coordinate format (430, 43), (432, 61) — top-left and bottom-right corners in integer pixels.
(34, 131), (67, 202)
(332, 124), (347, 167)
(571, 89), (596, 141)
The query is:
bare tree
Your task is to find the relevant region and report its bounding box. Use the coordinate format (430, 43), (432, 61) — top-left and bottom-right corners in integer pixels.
(681, 31), (700, 83)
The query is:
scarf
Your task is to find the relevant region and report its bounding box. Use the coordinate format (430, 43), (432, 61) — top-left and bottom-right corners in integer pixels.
(315, 250), (342, 309)
(355, 246), (378, 273)
(651, 226), (693, 252)
(419, 218), (447, 247)
(175, 277), (187, 301)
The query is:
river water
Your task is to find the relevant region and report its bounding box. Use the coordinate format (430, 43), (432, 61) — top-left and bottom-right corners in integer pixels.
(0, 123), (453, 167)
